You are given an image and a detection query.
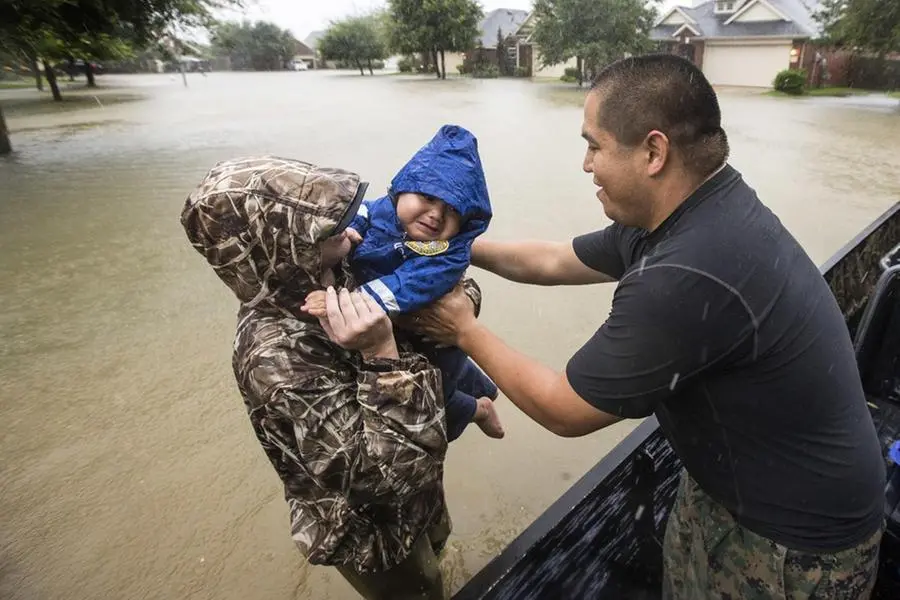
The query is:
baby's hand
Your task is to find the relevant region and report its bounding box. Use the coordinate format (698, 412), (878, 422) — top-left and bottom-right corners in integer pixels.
(346, 227), (363, 245)
(301, 290), (328, 318)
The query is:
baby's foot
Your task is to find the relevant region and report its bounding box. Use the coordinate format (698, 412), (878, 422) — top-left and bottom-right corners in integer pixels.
(474, 397), (505, 439)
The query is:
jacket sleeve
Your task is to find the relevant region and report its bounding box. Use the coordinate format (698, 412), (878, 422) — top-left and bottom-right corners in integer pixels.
(361, 240), (471, 315)
(347, 200), (372, 236)
(259, 351), (447, 502)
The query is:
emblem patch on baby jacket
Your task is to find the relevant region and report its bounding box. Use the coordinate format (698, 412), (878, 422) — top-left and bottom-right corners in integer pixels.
(404, 240), (450, 256)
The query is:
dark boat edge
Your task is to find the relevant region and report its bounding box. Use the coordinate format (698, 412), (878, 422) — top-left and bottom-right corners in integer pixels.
(452, 200), (900, 600)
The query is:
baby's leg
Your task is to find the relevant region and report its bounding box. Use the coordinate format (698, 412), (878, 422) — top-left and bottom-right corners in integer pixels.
(445, 390), (504, 441)
(457, 358), (499, 401)
(444, 390), (477, 442)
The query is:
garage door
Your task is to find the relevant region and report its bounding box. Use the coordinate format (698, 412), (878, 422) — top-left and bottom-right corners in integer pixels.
(703, 43), (792, 88)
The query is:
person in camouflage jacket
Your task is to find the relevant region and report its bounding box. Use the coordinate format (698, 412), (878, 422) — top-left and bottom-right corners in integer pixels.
(180, 156), (483, 598)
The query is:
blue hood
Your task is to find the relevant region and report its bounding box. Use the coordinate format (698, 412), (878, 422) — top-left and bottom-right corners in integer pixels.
(389, 124), (492, 237)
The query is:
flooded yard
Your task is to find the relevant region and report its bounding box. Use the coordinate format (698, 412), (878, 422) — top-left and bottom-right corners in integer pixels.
(1, 71), (898, 600)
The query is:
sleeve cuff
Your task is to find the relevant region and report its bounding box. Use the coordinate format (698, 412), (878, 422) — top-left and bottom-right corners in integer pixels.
(361, 353), (432, 373)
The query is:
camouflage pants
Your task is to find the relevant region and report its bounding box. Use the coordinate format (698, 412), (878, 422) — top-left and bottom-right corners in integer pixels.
(336, 506), (452, 600)
(662, 470), (883, 600)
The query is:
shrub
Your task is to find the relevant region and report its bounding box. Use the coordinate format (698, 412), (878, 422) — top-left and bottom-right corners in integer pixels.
(563, 67), (581, 80)
(472, 63), (499, 78)
(515, 66), (529, 78)
(397, 57), (414, 72)
(560, 74), (578, 83)
(773, 69), (807, 95)
(457, 63), (471, 75)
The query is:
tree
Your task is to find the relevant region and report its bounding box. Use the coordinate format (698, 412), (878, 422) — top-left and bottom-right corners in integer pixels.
(815, 0), (900, 58)
(0, 0), (235, 100)
(211, 20), (296, 71)
(531, 0), (658, 85)
(318, 15), (387, 75)
(386, 0), (482, 79)
(0, 105), (10, 155)
(0, 0), (234, 153)
(496, 26), (512, 76)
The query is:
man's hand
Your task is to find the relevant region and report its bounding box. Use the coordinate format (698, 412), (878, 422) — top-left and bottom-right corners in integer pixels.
(301, 290), (327, 318)
(399, 283), (478, 347)
(317, 287), (399, 360)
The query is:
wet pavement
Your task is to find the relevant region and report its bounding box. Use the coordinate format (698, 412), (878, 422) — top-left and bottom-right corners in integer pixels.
(1, 71), (898, 600)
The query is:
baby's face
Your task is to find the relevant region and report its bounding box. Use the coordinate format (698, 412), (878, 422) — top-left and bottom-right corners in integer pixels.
(396, 193), (461, 241)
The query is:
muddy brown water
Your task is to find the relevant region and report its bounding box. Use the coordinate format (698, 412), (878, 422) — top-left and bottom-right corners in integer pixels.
(1, 72), (898, 600)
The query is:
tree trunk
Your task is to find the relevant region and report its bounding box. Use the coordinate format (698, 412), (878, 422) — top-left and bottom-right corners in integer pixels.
(440, 50), (446, 80)
(44, 62), (62, 101)
(28, 54), (43, 91)
(357, 60), (365, 76)
(576, 56), (584, 87)
(0, 104), (11, 155)
(432, 49), (440, 79)
(180, 62), (188, 87)
(84, 61), (96, 87)
(368, 59), (373, 75)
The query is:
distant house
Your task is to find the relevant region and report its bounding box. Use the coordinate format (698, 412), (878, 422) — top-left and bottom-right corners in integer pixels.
(437, 8), (529, 75)
(303, 31), (327, 69)
(464, 8), (530, 71)
(512, 10), (579, 78)
(291, 40), (318, 69)
(651, 0), (822, 88)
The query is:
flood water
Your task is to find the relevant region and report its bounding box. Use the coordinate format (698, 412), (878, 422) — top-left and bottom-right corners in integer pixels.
(1, 72), (898, 600)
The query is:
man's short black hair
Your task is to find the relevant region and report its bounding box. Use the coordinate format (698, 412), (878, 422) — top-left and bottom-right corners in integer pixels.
(591, 53), (729, 177)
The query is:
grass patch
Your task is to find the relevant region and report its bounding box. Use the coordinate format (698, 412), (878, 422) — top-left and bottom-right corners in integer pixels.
(766, 86), (891, 98)
(0, 80), (34, 89)
(807, 87), (874, 97)
(2, 91), (146, 118)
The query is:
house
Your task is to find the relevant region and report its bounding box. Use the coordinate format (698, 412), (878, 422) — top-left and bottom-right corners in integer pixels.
(303, 31), (328, 68)
(463, 8), (530, 71)
(512, 11), (579, 78)
(291, 40), (318, 69)
(436, 8), (528, 75)
(651, 0), (822, 88)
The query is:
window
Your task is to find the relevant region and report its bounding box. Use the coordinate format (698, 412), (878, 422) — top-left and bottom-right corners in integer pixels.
(715, 0), (736, 12)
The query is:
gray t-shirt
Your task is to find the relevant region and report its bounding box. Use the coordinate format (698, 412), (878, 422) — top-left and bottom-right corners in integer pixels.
(567, 164), (885, 553)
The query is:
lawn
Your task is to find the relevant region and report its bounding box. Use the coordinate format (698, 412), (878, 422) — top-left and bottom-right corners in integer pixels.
(767, 86), (898, 98)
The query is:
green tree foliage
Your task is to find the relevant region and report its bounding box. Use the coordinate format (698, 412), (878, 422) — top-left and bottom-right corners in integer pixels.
(319, 15), (387, 75)
(531, 0), (658, 84)
(386, 0), (482, 79)
(211, 20), (297, 71)
(0, 0), (236, 97)
(815, 0), (900, 57)
(0, 0), (235, 153)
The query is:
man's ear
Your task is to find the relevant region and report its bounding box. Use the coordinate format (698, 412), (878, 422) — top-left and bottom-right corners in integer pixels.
(644, 130), (670, 177)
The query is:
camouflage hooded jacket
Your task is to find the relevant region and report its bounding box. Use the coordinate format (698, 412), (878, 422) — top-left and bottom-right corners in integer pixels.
(180, 156), (482, 573)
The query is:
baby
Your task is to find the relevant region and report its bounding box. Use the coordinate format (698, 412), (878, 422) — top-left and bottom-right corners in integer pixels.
(303, 124), (503, 441)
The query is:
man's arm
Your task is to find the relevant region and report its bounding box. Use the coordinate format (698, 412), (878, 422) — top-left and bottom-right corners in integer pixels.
(471, 238), (616, 286)
(456, 323), (623, 437)
(412, 265), (755, 438)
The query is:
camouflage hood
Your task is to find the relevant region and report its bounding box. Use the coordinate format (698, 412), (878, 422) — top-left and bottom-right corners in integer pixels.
(180, 156), (367, 310)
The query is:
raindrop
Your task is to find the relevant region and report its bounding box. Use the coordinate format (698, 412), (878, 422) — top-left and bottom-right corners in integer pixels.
(702, 302), (709, 321)
(774, 257), (780, 269)
(639, 257), (647, 275)
(635, 504), (645, 520)
(700, 346), (709, 362)
(828, 364), (834, 374)
(669, 372), (680, 390)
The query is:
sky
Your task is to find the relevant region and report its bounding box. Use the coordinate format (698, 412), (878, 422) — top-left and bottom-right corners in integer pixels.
(217, 0), (688, 42)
